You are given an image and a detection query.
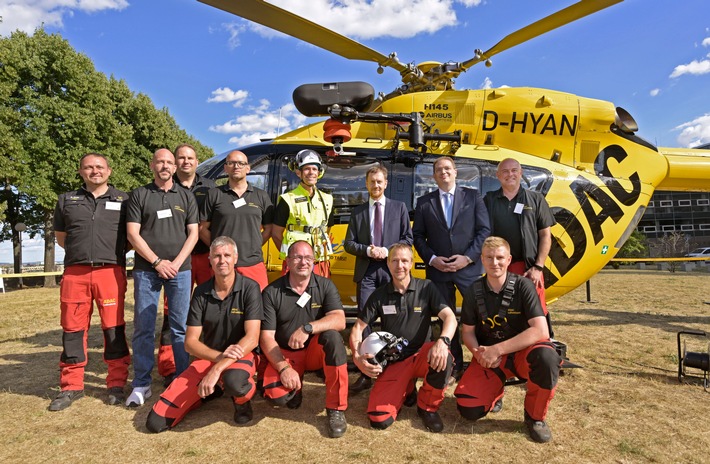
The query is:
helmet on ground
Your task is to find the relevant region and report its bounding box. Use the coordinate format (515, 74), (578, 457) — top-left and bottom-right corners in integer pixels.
(359, 331), (409, 367)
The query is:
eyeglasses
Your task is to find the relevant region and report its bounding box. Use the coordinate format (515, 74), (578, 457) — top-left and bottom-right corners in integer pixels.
(225, 161), (249, 167)
(288, 255), (314, 262)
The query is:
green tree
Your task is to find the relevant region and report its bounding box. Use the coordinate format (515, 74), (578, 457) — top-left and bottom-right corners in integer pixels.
(0, 29), (214, 285)
(611, 230), (649, 269)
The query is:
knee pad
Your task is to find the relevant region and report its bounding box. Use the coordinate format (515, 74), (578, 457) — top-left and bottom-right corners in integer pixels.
(60, 331), (86, 364)
(103, 325), (129, 360)
(222, 369), (252, 398)
(527, 346), (561, 390)
(457, 404), (487, 422)
(425, 353), (453, 389)
(318, 330), (347, 366)
(146, 409), (172, 433)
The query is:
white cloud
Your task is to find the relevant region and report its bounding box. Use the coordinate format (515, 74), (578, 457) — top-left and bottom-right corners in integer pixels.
(209, 100), (308, 146)
(221, 0), (483, 42)
(670, 35), (710, 78)
(207, 87), (249, 107)
(650, 88), (660, 97)
(0, 0), (129, 36)
(674, 113), (710, 148)
(480, 77), (493, 89)
(669, 57), (710, 78)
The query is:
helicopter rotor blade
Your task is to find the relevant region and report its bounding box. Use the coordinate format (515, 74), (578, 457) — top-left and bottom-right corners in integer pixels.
(198, 0), (407, 73)
(461, 0), (623, 70)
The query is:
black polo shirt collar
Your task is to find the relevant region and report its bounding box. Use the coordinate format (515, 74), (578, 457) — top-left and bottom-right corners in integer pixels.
(219, 182), (255, 196)
(384, 277), (417, 296)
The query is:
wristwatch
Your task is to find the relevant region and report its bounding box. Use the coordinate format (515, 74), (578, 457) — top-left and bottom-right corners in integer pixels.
(438, 336), (451, 347)
(303, 323), (313, 335)
(532, 264), (544, 271)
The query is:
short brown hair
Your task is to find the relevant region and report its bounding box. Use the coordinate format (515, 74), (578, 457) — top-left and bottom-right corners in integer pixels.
(388, 243), (414, 261)
(366, 165), (388, 181)
(482, 236), (510, 252)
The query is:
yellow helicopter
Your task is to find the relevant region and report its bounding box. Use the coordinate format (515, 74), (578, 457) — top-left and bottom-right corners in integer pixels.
(196, 0), (710, 306)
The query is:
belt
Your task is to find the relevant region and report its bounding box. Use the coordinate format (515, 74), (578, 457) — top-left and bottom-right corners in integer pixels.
(88, 262), (113, 267)
(287, 224), (326, 233)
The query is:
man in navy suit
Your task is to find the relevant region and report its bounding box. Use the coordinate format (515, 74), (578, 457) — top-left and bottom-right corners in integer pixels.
(344, 165), (413, 392)
(413, 156), (490, 379)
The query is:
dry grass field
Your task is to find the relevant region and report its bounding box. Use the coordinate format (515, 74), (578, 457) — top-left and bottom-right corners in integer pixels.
(0, 269), (709, 464)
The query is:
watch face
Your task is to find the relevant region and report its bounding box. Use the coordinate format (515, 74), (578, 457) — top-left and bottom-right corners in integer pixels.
(304, 323), (313, 334)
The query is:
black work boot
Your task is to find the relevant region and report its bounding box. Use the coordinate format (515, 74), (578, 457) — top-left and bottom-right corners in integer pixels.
(233, 400), (254, 425)
(48, 390), (84, 411)
(524, 411), (552, 443)
(326, 409), (347, 438)
(417, 407), (444, 433)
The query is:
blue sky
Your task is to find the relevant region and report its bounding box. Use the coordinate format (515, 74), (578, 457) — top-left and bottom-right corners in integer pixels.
(1, 0), (709, 263)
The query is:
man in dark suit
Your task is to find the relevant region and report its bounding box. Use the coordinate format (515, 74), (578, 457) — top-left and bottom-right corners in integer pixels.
(413, 156), (490, 378)
(344, 165), (413, 392)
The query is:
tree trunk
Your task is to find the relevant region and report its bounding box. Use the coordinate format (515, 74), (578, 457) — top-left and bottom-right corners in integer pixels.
(43, 209), (57, 288)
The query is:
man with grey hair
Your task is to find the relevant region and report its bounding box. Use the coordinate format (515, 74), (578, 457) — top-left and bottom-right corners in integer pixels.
(146, 236), (263, 431)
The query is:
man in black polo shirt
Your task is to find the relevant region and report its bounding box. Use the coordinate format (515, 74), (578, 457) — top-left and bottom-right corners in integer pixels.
(49, 153), (130, 411)
(156, 144), (216, 387)
(146, 236), (263, 432)
(260, 240), (348, 438)
(200, 150), (273, 290)
(126, 148), (199, 407)
(454, 236), (561, 443)
(350, 243), (456, 433)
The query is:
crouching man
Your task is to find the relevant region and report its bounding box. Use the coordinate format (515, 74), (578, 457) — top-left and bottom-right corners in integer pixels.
(454, 236), (561, 443)
(260, 240), (348, 438)
(146, 236), (262, 432)
(350, 243), (456, 433)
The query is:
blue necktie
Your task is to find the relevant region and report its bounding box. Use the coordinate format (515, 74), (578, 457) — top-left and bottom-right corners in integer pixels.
(443, 193), (452, 228)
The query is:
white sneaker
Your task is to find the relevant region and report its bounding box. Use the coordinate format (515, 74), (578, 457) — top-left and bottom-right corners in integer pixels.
(125, 386), (152, 408)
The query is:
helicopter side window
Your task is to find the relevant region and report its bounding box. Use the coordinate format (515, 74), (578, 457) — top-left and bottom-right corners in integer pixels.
(413, 160), (481, 209)
(277, 154), (384, 224)
(479, 163), (552, 197)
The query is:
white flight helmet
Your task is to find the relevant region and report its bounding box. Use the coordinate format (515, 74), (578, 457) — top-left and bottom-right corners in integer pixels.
(359, 331), (409, 367)
(289, 149), (326, 178)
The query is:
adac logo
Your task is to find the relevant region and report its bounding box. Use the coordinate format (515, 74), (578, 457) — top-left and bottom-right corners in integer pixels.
(414, 306), (422, 313)
(230, 307), (243, 315)
(174, 205), (186, 213)
(69, 196), (81, 201)
(115, 196), (124, 201)
(103, 298), (117, 307)
(312, 303), (322, 310)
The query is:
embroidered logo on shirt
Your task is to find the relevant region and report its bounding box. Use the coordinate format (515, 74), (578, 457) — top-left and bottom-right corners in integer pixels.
(294, 197), (308, 203)
(174, 205), (186, 213)
(230, 308), (243, 315)
(414, 306), (422, 313)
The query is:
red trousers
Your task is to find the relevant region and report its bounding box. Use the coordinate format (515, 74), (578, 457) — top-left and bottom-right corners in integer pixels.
(281, 260), (330, 278)
(454, 341), (560, 421)
(263, 334), (348, 411)
(509, 261), (548, 314)
(59, 265), (130, 390)
(157, 253), (212, 378)
(237, 261), (269, 291)
(368, 342), (451, 427)
(150, 354), (258, 429)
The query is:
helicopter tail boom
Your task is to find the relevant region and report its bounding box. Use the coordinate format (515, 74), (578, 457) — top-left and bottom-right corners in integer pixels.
(656, 147), (710, 192)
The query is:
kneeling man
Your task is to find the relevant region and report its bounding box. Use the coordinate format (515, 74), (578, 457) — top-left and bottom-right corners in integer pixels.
(260, 240), (348, 438)
(350, 243), (456, 433)
(454, 236), (561, 443)
(146, 236), (262, 432)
